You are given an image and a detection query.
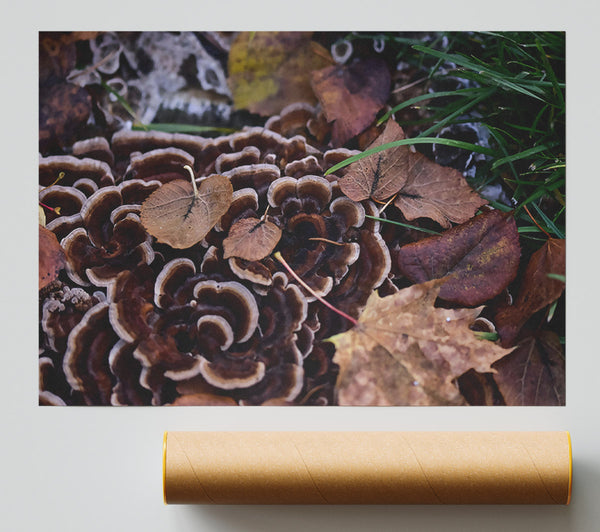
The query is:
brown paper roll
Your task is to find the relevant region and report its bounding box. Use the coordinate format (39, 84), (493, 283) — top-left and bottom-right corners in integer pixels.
(163, 431), (572, 505)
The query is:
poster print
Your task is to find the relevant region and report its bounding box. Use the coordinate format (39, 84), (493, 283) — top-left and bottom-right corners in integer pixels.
(38, 31), (565, 406)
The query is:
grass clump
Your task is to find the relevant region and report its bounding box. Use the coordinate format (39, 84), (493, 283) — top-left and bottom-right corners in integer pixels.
(330, 31), (566, 245)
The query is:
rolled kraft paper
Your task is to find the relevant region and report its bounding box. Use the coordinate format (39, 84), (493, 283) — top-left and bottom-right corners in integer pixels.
(163, 431), (572, 505)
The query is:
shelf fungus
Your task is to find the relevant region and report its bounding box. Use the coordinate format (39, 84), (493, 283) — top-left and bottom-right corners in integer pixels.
(61, 181), (158, 287)
(39, 119), (393, 405)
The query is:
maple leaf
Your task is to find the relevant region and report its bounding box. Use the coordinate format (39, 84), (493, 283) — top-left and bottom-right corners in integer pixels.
(393, 149), (488, 228)
(495, 238), (565, 347)
(311, 57), (391, 146)
(329, 278), (513, 405)
(39, 225), (66, 289)
(492, 331), (565, 406)
(396, 210), (521, 306)
(228, 32), (332, 116)
(140, 171), (233, 249)
(338, 120), (409, 202)
(223, 217), (282, 262)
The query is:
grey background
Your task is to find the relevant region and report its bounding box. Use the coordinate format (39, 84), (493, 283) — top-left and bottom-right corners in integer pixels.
(3, 2), (599, 530)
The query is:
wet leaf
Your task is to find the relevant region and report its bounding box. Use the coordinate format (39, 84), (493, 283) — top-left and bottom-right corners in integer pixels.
(228, 32), (332, 116)
(338, 120), (409, 201)
(495, 238), (565, 347)
(396, 210), (521, 306)
(394, 149), (488, 227)
(311, 57), (391, 146)
(140, 174), (233, 249)
(39, 225), (66, 289)
(492, 331), (565, 406)
(223, 217), (282, 261)
(329, 278), (512, 405)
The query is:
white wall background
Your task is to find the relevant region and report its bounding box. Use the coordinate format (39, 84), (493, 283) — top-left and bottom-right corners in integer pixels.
(3, 2), (599, 530)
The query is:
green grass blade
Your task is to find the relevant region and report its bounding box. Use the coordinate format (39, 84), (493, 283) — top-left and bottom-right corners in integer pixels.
(324, 137), (498, 176)
(132, 123), (237, 134)
(100, 80), (140, 123)
(365, 215), (440, 235)
(412, 45), (548, 101)
(417, 87), (496, 138)
(490, 142), (558, 171)
(377, 87), (486, 125)
(530, 202), (565, 239)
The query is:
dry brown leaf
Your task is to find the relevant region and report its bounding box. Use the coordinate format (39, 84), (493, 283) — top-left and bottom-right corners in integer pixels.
(495, 238), (565, 347)
(396, 210), (521, 306)
(140, 173), (233, 249)
(39, 225), (66, 289)
(394, 149), (488, 228)
(329, 278), (512, 405)
(492, 331), (565, 406)
(311, 57), (391, 146)
(338, 120), (409, 202)
(223, 217), (282, 261)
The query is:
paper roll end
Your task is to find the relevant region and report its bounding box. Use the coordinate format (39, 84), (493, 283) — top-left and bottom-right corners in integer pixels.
(567, 431), (572, 505)
(162, 431), (168, 505)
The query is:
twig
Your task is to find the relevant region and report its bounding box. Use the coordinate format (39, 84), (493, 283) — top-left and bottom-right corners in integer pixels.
(274, 252), (358, 326)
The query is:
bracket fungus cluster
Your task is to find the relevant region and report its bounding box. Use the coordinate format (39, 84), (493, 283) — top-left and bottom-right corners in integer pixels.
(39, 107), (399, 406)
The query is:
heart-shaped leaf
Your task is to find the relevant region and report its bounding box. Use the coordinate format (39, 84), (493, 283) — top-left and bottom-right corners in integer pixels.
(223, 217), (282, 261)
(338, 120), (409, 202)
(140, 169), (233, 249)
(394, 148), (488, 228)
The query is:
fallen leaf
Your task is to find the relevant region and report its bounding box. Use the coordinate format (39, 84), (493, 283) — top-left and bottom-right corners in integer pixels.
(39, 225), (66, 289)
(338, 120), (409, 201)
(228, 32), (332, 116)
(395, 210), (521, 306)
(223, 217), (282, 261)
(311, 57), (391, 146)
(492, 331), (565, 406)
(457, 369), (505, 406)
(394, 149), (488, 227)
(495, 238), (565, 347)
(329, 278), (512, 405)
(140, 174), (233, 249)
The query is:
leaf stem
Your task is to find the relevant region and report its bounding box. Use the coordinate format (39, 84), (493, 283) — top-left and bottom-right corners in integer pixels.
(40, 171), (65, 192)
(183, 164), (199, 197)
(39, 201), (61, 215)
(274, 252), (358, 326)
(308, 237), (345, 246)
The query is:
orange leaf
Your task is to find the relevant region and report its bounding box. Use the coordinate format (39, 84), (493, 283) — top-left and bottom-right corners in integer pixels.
(329, 278), (512, 405)
(223, 217), (282, 261)
(39, 225), (66, 289)
(140, 174), (232, 249)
